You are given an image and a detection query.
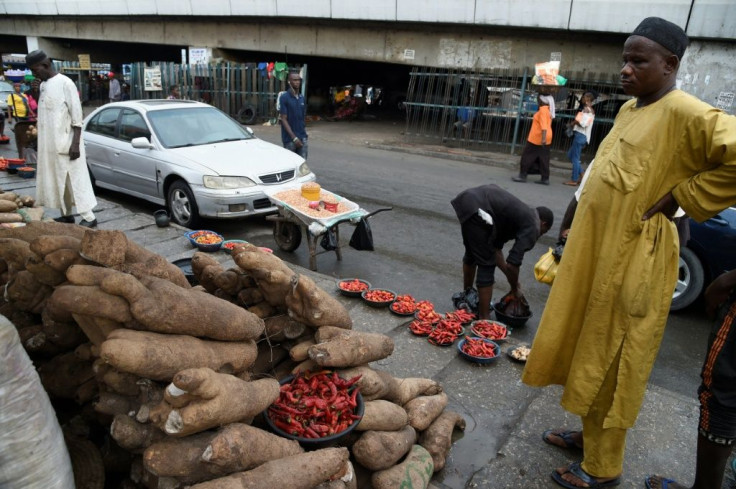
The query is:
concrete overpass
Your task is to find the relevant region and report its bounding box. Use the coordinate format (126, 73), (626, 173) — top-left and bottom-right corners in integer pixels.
(0, 0), (734, 110)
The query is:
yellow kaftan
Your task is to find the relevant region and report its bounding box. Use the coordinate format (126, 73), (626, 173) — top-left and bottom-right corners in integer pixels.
(522, 90), (736, 429)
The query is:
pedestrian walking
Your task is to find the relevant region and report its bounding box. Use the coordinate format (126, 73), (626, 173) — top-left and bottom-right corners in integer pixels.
(512, 94), (554, 185)
(278, 71), (308, 159)
(564, 91), (596, 186)
(451, 184), (554, 320)
(108, 73), (121, 103)
(26, 49), (98, 227)
(521, 17), (736, 489)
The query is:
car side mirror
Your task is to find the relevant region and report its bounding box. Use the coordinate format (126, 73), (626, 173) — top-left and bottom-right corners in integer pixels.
(131, 137), (153, 149)
(244, 127), (254, 136)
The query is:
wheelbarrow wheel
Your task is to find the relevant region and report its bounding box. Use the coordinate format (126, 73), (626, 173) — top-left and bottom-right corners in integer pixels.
(273, 222), (302, 251)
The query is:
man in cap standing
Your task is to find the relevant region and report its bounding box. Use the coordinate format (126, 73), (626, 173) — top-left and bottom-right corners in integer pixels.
(521, 17), (736, 488)
(26, 50), (98, 227)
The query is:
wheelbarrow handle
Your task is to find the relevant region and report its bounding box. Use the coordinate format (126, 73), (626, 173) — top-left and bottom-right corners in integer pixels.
(363, 207), (393, 219)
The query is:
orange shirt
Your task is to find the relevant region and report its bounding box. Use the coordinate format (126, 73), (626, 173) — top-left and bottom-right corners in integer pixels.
(527, 105), (552, 146)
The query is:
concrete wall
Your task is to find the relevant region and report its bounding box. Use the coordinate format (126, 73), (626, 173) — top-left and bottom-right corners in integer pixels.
(1, 0), (735, 38)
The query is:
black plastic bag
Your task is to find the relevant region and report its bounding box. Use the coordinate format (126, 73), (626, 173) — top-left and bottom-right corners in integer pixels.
(349, 218), (374, 251)
(320, 229), (338, 251)
(452, 287), (479, 313)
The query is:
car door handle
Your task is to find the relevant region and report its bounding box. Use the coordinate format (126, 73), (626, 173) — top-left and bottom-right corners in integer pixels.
(114, 151), (120, 156)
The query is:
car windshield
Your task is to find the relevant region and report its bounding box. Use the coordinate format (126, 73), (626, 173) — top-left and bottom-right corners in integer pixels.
(147, 107), (253, 148)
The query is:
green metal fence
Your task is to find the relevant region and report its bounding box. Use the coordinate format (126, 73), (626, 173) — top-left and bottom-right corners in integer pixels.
(129, 62), (305, 124)
(404, 66), (628, 158)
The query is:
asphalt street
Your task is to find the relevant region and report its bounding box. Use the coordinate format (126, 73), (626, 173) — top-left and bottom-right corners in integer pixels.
(2, 114), (729, 488)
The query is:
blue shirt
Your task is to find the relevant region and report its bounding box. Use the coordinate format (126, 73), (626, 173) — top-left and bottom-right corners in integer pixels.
(279, 91), (307, 145)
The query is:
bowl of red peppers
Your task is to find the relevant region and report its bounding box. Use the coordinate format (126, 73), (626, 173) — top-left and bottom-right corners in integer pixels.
(361, 288), (396, 308)
(389, 294), (418, 316)
(457, 337), (500, 364)
(469, 320), (509, 341)
(337, 278), (371, 298)
(264, 370), (364, 449)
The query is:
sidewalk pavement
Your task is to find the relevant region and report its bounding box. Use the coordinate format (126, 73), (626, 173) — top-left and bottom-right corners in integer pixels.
(1, 118), (727, 489)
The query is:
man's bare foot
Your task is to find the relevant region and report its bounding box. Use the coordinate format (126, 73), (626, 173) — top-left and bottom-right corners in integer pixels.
(543, 429), (584, 449)
(644, 475), (688, 489)
(552, 462), (620, 488)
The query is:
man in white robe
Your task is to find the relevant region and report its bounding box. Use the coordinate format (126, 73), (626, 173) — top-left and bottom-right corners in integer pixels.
(26, 50), (97, 227)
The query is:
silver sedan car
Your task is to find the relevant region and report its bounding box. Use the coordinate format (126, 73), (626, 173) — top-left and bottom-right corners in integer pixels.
(83, 100), (315, 227)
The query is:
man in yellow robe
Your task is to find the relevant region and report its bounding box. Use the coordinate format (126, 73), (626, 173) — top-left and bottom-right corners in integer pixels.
(521, 17), (736, 489)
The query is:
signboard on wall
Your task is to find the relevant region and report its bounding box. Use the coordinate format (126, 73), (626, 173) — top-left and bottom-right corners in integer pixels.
(144, 67), (162, 91)
(78, 54), (91, 70)
(188, 47), (212, 65)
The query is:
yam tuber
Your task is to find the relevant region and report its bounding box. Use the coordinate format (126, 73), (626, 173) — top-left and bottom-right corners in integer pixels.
(80, 229), (190, 288)
(285, 274), (352, 329)
(0, 238), (36, 270)
(385, 377), (443, 406)
(232, 243), (295, 307)
(92, 269), (264, 341)
(236, 287), (264, 308)
(249, 342), (289, 376)
(355, 400), (409, 432)
(158, 368), (279, 436)
(51, 284), (133, 323)
(110, 415), (166, 453)
(213, 268), (251, 296)
(188, 447), (349, 489)
(418, 410), (466, 472)
(203, 423), (303, 470)
(313, 460), (357, 489)
(6, 270), (53, 314)
(191, 252), (224, 292)
(404, 392), (449, 431)
(144, 432), (228, 482)
(336, 366), (397, 402)
(351, 425), (416, 471)
(263, 315), (305, 341)
(0, 200), (18, 212)
(371, 445), (434, 489)
(289, 338), (316, 362)
(24, 253), (67, 286)
(44, 248), (89, 273)
(29, 234), (82, 256)
(309, 327), (394, 367)
(95, 391), (141, 415)
(0, 212), (22, 223)
(100, 329), (257, 381)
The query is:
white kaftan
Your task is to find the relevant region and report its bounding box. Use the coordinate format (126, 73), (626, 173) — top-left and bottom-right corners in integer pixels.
(36, 73), (97, 215)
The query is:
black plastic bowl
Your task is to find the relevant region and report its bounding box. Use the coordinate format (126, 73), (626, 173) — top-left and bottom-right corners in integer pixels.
(492, 302), (532, 328)
(171, 258), (198, 286)
(263, 374), (365, 450)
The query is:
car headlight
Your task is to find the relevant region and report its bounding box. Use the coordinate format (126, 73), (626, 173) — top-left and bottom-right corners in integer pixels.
(203, 175), (257, 189)
(298, 162), (312, 177)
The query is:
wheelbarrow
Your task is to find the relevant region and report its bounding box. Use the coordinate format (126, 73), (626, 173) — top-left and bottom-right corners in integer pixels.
(266, 203), (392, 271)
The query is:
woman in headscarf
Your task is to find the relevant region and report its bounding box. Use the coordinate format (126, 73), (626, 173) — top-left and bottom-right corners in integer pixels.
(512, 93), (554, 185)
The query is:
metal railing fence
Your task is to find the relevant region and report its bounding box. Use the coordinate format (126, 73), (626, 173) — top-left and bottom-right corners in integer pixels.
(129, 62), (305, 124)
(404, 66), (628, 158)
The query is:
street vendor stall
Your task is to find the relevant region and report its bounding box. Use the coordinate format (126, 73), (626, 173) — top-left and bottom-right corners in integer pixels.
(264, 183), (391, 271)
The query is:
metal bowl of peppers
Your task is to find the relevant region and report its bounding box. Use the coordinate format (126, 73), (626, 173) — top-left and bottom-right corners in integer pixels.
(264, 370), (365, 449)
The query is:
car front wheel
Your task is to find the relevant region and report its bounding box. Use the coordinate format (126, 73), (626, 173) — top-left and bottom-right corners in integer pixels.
(670, 246), (705, 311)
(167, 180), (200, 228)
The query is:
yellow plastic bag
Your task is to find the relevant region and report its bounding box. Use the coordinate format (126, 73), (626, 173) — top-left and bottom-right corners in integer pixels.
(534, 248), (558, 285)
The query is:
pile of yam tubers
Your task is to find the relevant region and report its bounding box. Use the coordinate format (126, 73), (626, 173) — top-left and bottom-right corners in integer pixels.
(0, 189), (42, 224)
(0, 222), (465, 489)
